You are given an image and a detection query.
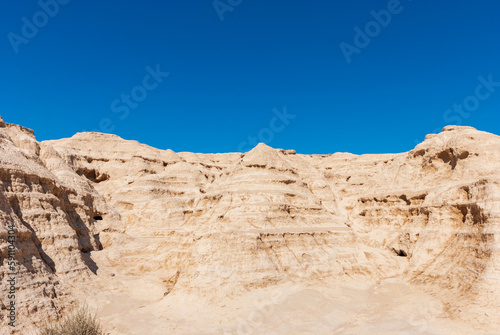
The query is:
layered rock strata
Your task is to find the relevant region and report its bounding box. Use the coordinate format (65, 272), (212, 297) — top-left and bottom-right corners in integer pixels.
(1, 117), (499, 334)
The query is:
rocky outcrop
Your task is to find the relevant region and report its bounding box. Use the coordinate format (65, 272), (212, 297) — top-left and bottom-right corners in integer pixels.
(0, 120), (118, 334)
(1, 117), (499, 334)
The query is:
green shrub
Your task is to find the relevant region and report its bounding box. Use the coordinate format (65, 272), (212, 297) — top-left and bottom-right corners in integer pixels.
(38, 306), (104, 335)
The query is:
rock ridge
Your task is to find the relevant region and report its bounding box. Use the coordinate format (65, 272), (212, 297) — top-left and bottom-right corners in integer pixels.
(1, 119), (499, 334)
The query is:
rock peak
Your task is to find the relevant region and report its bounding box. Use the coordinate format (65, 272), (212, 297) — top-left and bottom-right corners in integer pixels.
(442, 125), (477, 132)
(163, 148), (181, 163)
(248, 142), (274, 152)
(71, 131), (125, 140)
(241, 142), (294, 171)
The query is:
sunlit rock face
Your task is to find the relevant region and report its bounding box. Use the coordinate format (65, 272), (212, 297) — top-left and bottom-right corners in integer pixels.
(1, 117), (499, 334)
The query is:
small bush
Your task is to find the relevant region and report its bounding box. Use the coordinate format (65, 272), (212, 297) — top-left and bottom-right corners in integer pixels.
(38, 306), (104, 335)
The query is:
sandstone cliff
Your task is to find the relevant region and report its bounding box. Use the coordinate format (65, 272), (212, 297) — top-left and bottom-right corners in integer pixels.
(1, 116), (499, 334)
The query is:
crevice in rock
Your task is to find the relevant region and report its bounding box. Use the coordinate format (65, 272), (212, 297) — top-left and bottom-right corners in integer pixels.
(393, 248), (407, 257)
(399, 195), (411, 205)
(457, 203), (485, 225)
(412, 149), (426, 157)
(436, 149), (469, 170)
(75, 167), (109, 183)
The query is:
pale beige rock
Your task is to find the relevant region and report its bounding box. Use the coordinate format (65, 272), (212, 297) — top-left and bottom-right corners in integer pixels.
(1, 119), (499, 334)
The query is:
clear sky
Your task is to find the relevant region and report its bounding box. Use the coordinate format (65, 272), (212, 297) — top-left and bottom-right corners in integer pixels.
(1, 0), (499, 154)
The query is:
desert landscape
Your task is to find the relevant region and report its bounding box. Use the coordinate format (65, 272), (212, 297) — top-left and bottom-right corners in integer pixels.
(1, 115), (499, 334)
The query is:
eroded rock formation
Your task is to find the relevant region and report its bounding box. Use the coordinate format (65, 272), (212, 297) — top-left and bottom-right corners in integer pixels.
(1, 117), (499, 334)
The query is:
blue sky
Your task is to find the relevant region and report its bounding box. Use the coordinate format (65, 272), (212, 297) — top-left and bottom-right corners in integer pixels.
(1, 0), (499, 154)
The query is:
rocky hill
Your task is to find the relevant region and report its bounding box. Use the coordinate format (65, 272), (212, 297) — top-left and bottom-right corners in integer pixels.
(1, 116), (499, 334)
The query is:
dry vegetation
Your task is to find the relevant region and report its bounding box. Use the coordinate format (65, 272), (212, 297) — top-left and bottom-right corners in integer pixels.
(38, 307), (104, 335)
